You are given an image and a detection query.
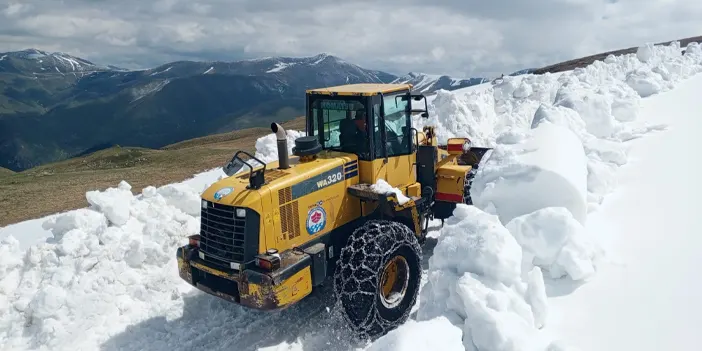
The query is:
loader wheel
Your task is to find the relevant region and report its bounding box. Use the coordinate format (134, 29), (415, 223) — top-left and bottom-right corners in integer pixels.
(463, 170), (474, 205)
(334, 220), (422, 339)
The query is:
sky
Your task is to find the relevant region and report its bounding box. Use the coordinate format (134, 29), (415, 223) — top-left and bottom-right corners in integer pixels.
(1, 0), (701, 77)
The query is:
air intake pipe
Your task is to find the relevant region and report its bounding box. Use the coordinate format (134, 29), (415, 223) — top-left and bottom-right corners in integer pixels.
(270, 123), (290, 169)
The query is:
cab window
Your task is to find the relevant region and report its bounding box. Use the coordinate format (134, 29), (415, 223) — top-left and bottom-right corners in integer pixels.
(382, 93), (411, 156)
(309, 97), (368, 155)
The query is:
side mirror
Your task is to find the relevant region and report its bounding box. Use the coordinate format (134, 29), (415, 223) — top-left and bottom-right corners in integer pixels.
(410, 109), (429, 118)
(410, 94), (429, 118)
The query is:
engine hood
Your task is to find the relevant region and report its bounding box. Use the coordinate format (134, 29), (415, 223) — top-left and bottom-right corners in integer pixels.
(201, 150), (358, 213)
(201, 173), (264, 212)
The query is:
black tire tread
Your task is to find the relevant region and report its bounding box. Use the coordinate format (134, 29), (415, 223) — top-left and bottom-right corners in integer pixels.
(333, 220), (422, 338)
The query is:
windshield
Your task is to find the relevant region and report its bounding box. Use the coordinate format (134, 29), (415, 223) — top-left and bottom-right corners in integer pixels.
(309, 97), (366, 151)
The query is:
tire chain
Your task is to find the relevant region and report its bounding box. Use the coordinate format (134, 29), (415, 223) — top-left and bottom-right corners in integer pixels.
(463, 167), (478, 205)
(333, 220), (422, 339)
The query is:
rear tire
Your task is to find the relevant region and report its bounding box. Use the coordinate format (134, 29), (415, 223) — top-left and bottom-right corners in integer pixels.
(463, 169), (475, 205)
(333, 220), (422, 338)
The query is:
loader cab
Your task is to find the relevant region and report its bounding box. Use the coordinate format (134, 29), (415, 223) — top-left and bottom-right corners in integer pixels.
(305, 83), (429, 190)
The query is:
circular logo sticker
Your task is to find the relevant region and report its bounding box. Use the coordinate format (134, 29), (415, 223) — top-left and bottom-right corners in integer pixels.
(213, 187), (233, 201)
(306, 205), (327, 235)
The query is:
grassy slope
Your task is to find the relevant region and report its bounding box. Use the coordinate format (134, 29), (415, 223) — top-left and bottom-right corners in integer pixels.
(0, 116), (305, 226)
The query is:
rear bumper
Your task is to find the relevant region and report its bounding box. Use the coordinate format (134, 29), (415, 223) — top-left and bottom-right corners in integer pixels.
(176, 245), (314, 311)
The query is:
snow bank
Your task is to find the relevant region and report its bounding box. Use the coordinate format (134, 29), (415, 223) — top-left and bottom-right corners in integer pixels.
(0, 181), (208, 350)
(0, 215), (59, 251)
(470, 122), (588, 225)
(409, 40), (702, 351)
(505, 207), (603, 281)
(419, 41), (702, 213)
(417, 205), (555, 351)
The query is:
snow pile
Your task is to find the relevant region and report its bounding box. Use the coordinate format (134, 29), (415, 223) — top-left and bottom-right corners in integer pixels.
(254, 129), (305, 164)
(626, 41), (702, 97)
(423, 41), (702, 221)
(416, 72), (561, 146)
(409, 41), (702, 350)
(471, 122), (588, 225)
(505, 207), (603, 281)
(370, 179), (411, 205)
(84, 180), (134, 226)
(416, 205), (555, 351)
(421, 90), (499, 146)
(0, 181), (207, 350)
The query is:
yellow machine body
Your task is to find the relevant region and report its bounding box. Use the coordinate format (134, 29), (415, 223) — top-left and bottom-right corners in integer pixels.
(176, 83), (492, 311)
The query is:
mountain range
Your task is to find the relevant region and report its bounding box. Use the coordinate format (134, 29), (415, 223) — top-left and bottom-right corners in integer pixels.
(0, 49), (494, 171)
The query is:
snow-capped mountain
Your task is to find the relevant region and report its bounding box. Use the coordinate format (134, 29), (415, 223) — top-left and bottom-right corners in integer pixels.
(0, 48), (121, 75)
(0, 51), (402, 171)
(0, 49), (501, 171)
(392, 72), (488, 93)
(140, 53), (396, 85)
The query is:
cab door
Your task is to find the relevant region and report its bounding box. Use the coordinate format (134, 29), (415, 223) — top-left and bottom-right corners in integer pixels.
(380, 91), (416, 189)
(360, 92), (414, 189)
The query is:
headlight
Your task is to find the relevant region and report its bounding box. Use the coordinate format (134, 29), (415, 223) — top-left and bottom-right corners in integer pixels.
(236, 208), (246, 218)
(462, 139), (472, 152)
(201, 200), (208, 209)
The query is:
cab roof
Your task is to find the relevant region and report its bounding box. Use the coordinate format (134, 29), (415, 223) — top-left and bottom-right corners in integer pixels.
(306, 83), (413, 96)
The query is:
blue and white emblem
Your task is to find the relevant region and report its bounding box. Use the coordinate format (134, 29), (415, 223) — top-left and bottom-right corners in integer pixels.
(306, 205), (327, 235)
(213, 187), (233, 201)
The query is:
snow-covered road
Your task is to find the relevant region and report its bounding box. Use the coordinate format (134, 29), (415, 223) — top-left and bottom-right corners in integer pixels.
(548, 72), (702, 351)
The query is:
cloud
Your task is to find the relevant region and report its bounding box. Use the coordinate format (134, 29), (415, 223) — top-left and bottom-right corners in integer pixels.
(1, 0), (700, 77)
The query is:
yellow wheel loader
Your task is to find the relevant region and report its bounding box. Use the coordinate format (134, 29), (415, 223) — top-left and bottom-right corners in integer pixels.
(176, 83), (493, 338)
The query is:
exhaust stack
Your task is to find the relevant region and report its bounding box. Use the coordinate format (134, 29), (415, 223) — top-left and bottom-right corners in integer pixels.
(270, 123), (290, 169)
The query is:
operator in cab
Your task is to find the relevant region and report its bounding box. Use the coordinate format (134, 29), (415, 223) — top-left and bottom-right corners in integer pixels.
(340, 108), (369, 155)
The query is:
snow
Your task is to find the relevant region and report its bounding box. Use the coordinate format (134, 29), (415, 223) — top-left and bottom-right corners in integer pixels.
(150, 66), (172, 76)
(470, 122), (589, 226)
(410, 40), (702, 350)
(253, 129), (305, 164)
(0, 40), (701, 351)
(547, 67), (702, 351)
(365, 317), (464, 351)
(0, 216), (59, 251)
(311, 54), (328, 65)
(393, 72), (463, 93)
(267, 61), (294, 73)
(0, 167), (230, 350)
(505, 207), (602, 281)
(131, 80), (171, 102)
(417, 205), (556, 351)
(53, 54), (79, 71)
(370, 179), (411, 205)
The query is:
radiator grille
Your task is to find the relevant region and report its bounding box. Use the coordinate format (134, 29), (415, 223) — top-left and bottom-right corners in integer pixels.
(199, 201), (246, 269)
(278, 187), (300, 240)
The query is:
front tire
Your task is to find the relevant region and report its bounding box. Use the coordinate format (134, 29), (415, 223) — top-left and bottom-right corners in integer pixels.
(333, 220), (422, 338)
